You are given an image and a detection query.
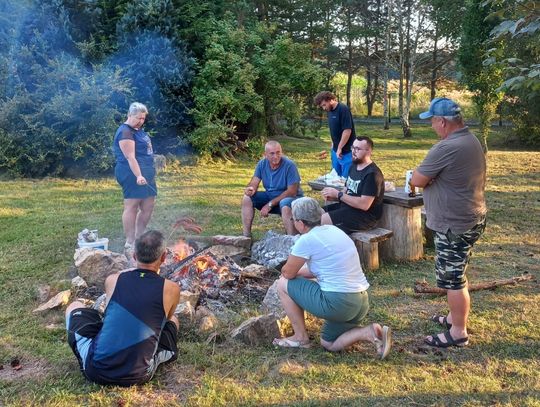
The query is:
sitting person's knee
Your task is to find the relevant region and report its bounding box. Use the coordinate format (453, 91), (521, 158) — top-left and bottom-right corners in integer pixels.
(277, 276), (289, 292)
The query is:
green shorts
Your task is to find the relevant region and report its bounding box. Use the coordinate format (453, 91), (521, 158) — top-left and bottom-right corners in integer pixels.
(287, 277), (370, 342)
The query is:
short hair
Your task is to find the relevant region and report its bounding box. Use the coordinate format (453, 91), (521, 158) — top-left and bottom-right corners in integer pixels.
(128, 102), (148, 117)
(292, 197), (324, 228)
(355, 136), (374, 150)
(314, 91), (337, 106)
(440, 113), (464, 123)
(265, 140), (281, 151)
(135, 230), (166, 264)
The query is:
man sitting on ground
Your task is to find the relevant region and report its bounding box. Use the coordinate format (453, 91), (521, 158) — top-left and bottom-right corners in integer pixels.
(242, 140), (303, 237)
(320, 136), (385, 233)
(65, 230), (180, 386)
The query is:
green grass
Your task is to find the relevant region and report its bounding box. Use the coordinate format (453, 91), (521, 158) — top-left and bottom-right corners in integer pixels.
(1, 123), (539, 406)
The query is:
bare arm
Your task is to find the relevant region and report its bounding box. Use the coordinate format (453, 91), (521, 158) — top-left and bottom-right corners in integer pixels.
(281, 254), (307, 280)
(119, 139), (146, 184)
(336, 129), (352, 158)
(260, 183), (299, 217)
(163, 280), (181, 320)
(244, 176), (261, 197)
(104, 273), (120, 309)
(410, 170), (433, 188)
(321, 187), (375, 211)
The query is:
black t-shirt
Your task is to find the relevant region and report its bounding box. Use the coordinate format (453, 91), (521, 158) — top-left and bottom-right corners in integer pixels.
(327, 103), (356, 153)
(345, 162), (385, 220)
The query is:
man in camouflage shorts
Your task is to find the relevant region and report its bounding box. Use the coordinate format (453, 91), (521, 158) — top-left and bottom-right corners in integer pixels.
(411, 98), (487, 348)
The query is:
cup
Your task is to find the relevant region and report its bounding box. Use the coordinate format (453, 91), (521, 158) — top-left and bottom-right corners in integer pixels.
(405, 170), (419, 196)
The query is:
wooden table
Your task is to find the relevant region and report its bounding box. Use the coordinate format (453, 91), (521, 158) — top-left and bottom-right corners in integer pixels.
(379, 187), (424, 261)
(308, 180), (424, 261)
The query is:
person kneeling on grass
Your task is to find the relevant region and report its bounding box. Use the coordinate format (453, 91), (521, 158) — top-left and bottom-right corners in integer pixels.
(65, 230), (180, 386)
(272, 197), (392, 358)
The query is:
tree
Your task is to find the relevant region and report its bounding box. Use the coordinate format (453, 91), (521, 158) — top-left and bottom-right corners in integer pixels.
(458, 0), (504, 152)
(484, 0), (540, 145)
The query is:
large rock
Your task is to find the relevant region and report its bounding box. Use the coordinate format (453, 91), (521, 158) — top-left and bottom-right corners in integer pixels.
(230, 314), (281, 346)
(208, 245), (248, 258)
(212, 235), (251, 249)
(195, 306), (219, 333)
(175, 302), (195, 325)
(251, 230), (298, 268)
(179, 290), (200, 306)
(33, 290), (71, 313)
(261, 279), (285, 318)
(74, 248), (129, 290)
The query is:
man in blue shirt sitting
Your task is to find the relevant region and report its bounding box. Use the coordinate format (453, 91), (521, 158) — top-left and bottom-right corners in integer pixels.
(242, 140), (303, 237)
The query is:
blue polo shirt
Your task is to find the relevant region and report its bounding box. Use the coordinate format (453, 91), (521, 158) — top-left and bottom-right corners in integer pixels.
(254, 156), (303, 198)
(327, 103), (355, 153)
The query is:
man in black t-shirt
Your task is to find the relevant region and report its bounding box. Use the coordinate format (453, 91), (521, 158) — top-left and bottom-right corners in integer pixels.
(321, 136), (385, 234)
(314, 91), (356, 177)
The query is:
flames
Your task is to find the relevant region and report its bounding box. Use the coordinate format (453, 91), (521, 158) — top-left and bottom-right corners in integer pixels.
(171, 240), (193, 262)
(169, 239), (228, 277)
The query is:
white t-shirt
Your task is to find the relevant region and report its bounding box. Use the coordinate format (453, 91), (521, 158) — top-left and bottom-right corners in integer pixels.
(291, 225), (370, 293)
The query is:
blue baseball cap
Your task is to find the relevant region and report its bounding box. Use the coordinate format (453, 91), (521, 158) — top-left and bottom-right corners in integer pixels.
(419, 97), (461, 119)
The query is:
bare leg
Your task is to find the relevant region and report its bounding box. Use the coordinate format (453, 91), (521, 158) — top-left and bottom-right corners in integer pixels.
(321, 212), (333, 226)
(65, 300), (86, 319)
(320, 323), (379, 352)
(169, 315), (180, 330)
(426, 287), (470, 343)
(281, 206), (297, 235)
(241, 195), (255, 237)
(122, 199), (141, 245)
(276, 276), (309, 342)
(135, 197), (155, 238)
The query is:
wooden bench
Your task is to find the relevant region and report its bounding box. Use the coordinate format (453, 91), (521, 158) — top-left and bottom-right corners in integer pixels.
(350, 227), (393, 271)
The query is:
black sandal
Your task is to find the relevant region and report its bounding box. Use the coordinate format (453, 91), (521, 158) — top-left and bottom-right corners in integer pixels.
(431, 315), (452, 329)
(424, 331), (469, 348)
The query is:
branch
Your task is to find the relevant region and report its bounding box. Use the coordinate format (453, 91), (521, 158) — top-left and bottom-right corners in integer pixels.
(414, 274), (534, 295)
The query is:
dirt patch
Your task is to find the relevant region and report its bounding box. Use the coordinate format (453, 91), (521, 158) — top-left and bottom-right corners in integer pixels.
(0, 357), (52, 382)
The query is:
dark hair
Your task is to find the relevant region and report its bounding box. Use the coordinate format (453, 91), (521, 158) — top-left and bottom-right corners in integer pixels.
(356, 136), (374, 150)
(314, 91), (336, 106)
(135, 230), (166, 263)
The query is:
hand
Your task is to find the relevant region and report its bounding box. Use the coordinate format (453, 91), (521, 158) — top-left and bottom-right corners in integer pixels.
(321, 187), (338, 200)
(260, 204), (271, 217)
(136, 175), (147, 185)
(336, 147), (343, 159)
(173, 217), (203, 234)
(244, 186), (255, 196)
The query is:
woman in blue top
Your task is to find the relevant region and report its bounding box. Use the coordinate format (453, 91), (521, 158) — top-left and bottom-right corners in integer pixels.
(113, 102), (157, 255)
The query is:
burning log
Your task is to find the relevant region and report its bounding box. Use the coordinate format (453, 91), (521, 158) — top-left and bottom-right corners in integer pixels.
(414, 274), (534, 295)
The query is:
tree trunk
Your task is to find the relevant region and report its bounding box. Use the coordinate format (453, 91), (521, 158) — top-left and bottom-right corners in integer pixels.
(430, 18), (439, 100)
(383, 0), (392, 130)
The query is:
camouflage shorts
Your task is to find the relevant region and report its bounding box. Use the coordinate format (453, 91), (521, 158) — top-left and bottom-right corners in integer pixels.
(434, 217), (486, 290)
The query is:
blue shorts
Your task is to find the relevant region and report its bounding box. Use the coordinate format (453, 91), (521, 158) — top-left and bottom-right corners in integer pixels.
(250, 192), (302, 214)
(287, 277), (370, 342)
(115, 164), (157, 199)
(331, 150), (353, 178)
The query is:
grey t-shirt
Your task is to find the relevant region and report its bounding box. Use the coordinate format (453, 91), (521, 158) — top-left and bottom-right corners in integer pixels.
(417, 127), (487, 234)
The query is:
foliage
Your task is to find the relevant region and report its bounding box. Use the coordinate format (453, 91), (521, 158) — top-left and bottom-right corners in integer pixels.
(189, 15), (324, 156)
(0, 1), (130, 177)
(189, 15), (263, 157)
(108, 30), (194, 135)
(484, 0), (540, 146)
(458, 0), (504, 151)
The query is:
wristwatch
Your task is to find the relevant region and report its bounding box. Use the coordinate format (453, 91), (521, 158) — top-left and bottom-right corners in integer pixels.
(337, 192), (344, 201)
(268, 201), (273, 209)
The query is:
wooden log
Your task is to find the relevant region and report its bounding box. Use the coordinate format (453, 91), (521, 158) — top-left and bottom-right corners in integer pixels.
(379, 203), (423, 261)
(414, 274), (534, 295)
(356, 240), (379, 271)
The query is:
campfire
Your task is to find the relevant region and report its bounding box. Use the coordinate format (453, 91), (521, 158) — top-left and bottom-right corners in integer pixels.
(160, 238), (266, 304)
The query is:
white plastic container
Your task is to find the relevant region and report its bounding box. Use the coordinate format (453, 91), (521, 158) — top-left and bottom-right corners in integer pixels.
(77, 238), (109, 250)
(404, 170), (419, 195)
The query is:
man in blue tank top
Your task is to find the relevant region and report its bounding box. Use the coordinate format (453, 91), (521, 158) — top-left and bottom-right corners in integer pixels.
(65, 230), (180, 386)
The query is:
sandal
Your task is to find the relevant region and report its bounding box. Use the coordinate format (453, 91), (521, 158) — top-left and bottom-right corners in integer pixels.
(272, 337), (311, 349)
(431, 315), (452, 329)
(424, 331), (469, 348)
(372, 324), (392, 360)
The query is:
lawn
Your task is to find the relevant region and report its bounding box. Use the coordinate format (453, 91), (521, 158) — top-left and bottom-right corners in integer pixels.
(0, 124), (539, 406)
